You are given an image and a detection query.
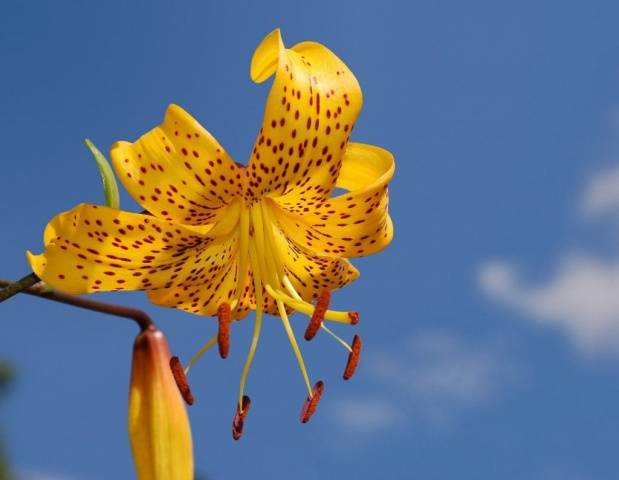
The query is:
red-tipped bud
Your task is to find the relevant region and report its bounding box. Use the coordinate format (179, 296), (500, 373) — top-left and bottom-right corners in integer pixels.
(348, 311), (360, 325)
(217, 302), (231, 359)
(305, 290), (330, 340)
(300, 381), (325, 423)
(232, 395), (251, 440)
(343, 335), (362, 380)
(169, 356), (194, 405)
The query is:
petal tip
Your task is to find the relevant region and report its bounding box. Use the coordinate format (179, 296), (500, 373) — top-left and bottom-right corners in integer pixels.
(26, 251), (45, 277)
(250, 28), (284, 83)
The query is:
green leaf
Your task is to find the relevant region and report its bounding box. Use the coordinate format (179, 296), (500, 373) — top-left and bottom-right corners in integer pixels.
(84, 138), (120, 209)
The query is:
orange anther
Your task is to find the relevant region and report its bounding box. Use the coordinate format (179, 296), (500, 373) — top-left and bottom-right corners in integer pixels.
(348, 311), (360, 325)
(300, 380), (325, 423)
(169, 356), (194, 405)
(343, 334), (362, 380)
(217, 302), (231, 359)
(232, 395), (251, 440)
(305, 290), (330, 340)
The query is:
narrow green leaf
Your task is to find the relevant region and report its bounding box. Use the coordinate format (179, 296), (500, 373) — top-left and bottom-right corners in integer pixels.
(84, 138), (120, 209)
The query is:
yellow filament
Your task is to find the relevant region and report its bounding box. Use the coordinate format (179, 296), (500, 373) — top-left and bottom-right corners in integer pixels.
(249, 204), (277, 288)
(261, 202), (286, 281)
(276, 298), (313, 396)
(238, 243), (264, 409)
(282, 274), (302, 301)
(232, 208), (250, 315)
(320, 324), (353, 353)
(264, 284), (353, 323)
(184, 334), (218, 375)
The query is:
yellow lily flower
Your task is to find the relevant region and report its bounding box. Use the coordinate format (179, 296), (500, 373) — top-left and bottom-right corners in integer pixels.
(129, 326), (193, 479)
(28, 28), (394, 433)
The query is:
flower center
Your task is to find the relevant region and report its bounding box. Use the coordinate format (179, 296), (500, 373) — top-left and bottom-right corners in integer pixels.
(176, 199), (362, 436)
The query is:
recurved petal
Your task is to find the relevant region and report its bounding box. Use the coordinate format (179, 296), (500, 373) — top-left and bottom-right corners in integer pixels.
(269, 221), (359, 302)
(247, 29), (362, 202)
(27, 204), (239, 301)
(270, 143), (394, 258)
(146, 248), (239, 317)
(111, 104), (246, 226)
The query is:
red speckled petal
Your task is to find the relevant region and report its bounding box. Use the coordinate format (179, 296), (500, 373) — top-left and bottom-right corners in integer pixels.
(27, 204), (239, 309)
(267, 221), (359, 303)
(111, 104), (246, 226)
(246, 29), (362, 202)
(270, 143), (394, 258)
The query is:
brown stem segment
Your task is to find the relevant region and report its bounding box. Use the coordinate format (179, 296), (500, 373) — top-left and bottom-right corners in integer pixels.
(0, 273), (40, 303)
(0, 278), (153, 331)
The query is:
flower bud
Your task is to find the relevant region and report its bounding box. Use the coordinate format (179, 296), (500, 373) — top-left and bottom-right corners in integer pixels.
(128, 326), (193, 480)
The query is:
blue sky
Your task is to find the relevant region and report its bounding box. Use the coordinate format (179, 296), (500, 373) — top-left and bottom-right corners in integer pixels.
(2, 1), (619, 479)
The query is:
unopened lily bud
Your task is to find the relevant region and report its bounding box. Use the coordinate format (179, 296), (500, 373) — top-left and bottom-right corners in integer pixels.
(128, 326), (193, 480)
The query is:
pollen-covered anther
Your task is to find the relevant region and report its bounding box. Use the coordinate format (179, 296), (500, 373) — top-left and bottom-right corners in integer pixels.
(348, 311), (360, 325)
(343, 334), (362, 380)
(169, 356), (194, 405)
(217, 302), (231, 359)
(304, 289), (330, 340)
(300, 380), (325, 423)
(232, 395), (252, 440)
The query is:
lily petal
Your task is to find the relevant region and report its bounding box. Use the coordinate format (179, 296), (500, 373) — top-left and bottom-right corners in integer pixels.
(270, 143), (394, 257)
(27, 203), (239, 299)
(146, 252), (239, 316)
(267, 217), (360, 301)
(111, 104), (245, 225)
(248, 29), (362, 201)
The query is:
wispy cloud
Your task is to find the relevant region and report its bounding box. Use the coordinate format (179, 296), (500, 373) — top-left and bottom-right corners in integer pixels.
(479, 255), (619, 354)
(329, 331), (516, 434)
(479, 157), (619, 356)
(16, 470), (76, 480)
(329, 397), (402, 434)
(581, 164), (619, 218)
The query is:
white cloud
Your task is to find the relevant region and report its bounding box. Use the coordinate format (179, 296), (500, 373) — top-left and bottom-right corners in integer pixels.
(581, 164), (619, 217)
(479, 156), (619, 356)
(329, 331), (516, 433)
(479, 255), (619, 354)
(329, 397), (402, 433)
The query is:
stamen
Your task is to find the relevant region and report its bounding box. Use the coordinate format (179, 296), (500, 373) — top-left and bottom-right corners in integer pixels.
(276, 298), (313, 396)
(169, 356), (194, 405)
(300, 380), (325, 423)
(217, 302), (231, 359)
(343, 334), (362, 380)
(232, 209), (250, 315)
(260, 201), (286, 281)
(184, 334), (217, 374)
(304, 289), (330, 341)
(265, 284), (354, 324)
(348, 311), (360, 325)
(282, 274), (302, 301)
(238, 244), (264, 408)
(232, 395), (251, 440)
(320, 323), (353, 352)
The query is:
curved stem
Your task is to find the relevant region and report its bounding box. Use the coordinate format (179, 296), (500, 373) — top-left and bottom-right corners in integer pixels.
(0, 278), (153, 331)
